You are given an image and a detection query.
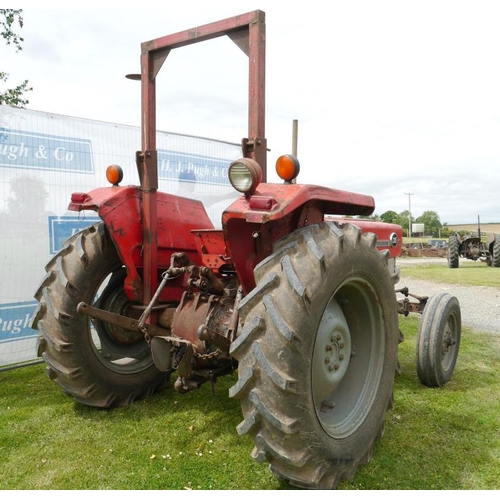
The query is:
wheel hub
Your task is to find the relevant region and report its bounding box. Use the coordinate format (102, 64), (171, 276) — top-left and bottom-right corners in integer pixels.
(96, 284), (143, 344)
(441, 319), (457, 367)
(312, 299), (351, 405)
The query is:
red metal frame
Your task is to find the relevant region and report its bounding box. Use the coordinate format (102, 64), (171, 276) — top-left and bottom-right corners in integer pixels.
(136, 10), (266, 305)
(69, 9), (400, 302)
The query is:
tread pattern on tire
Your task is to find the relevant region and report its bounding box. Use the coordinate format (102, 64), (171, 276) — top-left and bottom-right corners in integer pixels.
(416, 292), (461, 387)
(448, 235), (459, 268)
(229, 221), (400, 489)
(32, 223), (168, 408)
(491, 235), (500, 268)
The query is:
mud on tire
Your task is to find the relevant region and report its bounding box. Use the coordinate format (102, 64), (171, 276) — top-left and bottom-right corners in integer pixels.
(32, 222), (169, 408)
(229, 222), (400, 489)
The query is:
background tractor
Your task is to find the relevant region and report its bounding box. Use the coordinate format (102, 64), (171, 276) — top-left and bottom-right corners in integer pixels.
(31, 10), (462, 489)
(448, 216), (500, 268)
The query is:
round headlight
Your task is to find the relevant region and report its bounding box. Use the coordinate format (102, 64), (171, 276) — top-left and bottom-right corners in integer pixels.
(228, 158), (263, 194)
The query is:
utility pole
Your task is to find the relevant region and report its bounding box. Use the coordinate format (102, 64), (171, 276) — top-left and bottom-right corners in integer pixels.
(404, 192), (413, 238)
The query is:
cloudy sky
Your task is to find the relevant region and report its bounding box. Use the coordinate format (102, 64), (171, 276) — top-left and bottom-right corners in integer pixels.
(3, 1), (500, 224)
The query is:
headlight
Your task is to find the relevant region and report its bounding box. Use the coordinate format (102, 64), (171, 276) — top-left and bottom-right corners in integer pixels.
(228, 158), (263, 194)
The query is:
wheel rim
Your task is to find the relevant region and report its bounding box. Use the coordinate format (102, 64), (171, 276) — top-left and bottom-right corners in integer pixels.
(312, 277), (385, 439)
(440, 313), (459, 372)
(90, 269), (154, 374)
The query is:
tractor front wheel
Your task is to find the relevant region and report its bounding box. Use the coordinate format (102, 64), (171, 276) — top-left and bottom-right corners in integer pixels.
(229, 222), (400, 489)
(416, 292), (461, 387)
(32, 222), (169, 407)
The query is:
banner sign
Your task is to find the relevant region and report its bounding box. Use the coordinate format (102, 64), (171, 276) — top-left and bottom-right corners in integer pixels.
(0, 128), (94, 173)
(48, 215), (101, 254)
(0, 106), (241, 369)
(0, 302), (37, 344)
(158, 149), (231, 186)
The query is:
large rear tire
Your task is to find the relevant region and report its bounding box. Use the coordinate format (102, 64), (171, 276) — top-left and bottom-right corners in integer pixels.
(447, 235), (459, 268)
(491, 235), (500, 268)
(32, 222), (169, 407)
(229, 222), (400, 489)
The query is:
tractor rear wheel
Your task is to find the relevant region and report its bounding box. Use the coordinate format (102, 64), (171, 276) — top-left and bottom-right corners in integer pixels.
(32, 222), (169, 407)
(416, 292), (461, 387)
(229, 222), (400, 489)
(491, 235), (500, 268)
(447, 235), (459, 268)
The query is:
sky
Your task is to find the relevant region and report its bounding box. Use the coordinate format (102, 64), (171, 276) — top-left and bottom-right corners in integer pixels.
(3, 1), (500, 225)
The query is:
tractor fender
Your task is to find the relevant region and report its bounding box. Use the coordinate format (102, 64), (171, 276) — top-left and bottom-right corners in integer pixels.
(221, 183), (380, 293)
(486, 232), (497, 246)
(222, 182), (375, 225)
(68, 186), (214, 301)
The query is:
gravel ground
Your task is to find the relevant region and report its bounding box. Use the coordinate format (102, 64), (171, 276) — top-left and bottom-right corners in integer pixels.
(395, 257), (500, 334)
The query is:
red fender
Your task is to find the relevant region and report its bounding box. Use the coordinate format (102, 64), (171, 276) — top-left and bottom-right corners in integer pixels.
(221, 182), (380, 292)
(69, 186), (215, 302)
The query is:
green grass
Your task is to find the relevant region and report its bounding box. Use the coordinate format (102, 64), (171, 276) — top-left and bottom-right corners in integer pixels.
(1, 316), (499, 490)
(400, 259), (500, 287)
(0, 365), (278, 490)
(344, 317), (500, 489)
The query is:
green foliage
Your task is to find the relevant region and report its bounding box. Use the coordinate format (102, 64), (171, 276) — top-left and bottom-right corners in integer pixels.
(0, 9), (24, 50)
(375, 210), (446, 238)
(0, 72), (32, 107)
(416, 210), (442, 237)
(0, 8), (32, 107)
(380, 210), (399, 224)
(440, 225), (452, 238)
(398, 209), (414, 235)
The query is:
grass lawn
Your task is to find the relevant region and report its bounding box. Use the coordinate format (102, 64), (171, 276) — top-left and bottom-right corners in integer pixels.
(399, 258), (500, 287)
(1, 259), (500, 490)
(1, 314), (499, 490)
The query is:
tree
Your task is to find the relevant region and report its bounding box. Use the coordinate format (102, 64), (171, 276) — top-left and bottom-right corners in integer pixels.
(380, 210), (399, 224)
(397, 210), (414, 237)
(416, 210), (442, 237)
(0, 9), (32, 107)
(440, 223), (451, 238)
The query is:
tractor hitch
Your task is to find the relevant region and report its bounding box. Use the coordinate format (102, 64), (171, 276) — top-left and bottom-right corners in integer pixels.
(395, 287), (429, 316)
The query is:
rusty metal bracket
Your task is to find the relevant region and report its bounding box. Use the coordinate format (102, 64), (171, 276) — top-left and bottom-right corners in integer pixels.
(135, 150), (158, 190)
(242, 137), (268, 173)
(395, 287), (428, 316)
(77, 302), (172, 338)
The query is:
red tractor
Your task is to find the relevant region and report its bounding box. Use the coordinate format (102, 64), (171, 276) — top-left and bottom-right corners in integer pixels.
(31, 10), (461, 489)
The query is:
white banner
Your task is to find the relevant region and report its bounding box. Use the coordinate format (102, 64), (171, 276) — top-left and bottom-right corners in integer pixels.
(0, 105), (241, 368)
